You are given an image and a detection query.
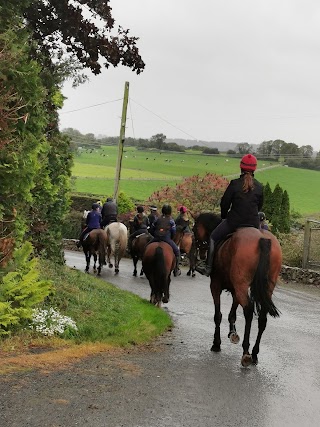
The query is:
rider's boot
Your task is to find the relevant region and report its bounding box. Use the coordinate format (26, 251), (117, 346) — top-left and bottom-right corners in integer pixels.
(196, 239), (215, 277)
(173, 254), (181, 277)
(76, 239), (82, 248)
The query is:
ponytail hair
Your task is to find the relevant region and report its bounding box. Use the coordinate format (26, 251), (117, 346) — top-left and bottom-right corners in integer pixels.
(241, 170), (255, 193)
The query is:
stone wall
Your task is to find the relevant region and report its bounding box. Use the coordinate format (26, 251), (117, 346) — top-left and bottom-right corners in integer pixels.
(281, 265), (320, 287)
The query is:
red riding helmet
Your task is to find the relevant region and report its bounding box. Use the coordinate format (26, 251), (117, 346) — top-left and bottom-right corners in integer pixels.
(179, 206), (187, 213)
(240, 154), (257, 172)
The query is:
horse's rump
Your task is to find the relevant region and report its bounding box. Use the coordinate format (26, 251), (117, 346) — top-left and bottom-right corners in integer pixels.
(142, 242), (175, 305)
(106, 222), (128, 256)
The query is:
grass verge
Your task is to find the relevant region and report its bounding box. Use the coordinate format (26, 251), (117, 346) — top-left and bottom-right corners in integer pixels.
(0, 260), (172, 374)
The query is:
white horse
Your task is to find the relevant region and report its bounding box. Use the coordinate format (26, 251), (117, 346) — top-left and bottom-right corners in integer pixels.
(105, 222), (128, 274)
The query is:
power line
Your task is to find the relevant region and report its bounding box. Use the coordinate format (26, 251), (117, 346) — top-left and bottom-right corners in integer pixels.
(130, 98), (206, 144)
(61, 98), (122, 114)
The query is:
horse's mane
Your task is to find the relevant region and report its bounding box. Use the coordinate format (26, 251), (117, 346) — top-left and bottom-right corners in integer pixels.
(195, 212), (222, 233)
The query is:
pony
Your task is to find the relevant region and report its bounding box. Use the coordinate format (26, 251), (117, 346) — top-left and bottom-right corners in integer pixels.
(81, 228), (108, 275)
(142, 242), (176, 307)
(130, 232), (153, 277)
(193, 212), (282, 367)
(105, 222), (128, 274)
(173, 226), (197, 277)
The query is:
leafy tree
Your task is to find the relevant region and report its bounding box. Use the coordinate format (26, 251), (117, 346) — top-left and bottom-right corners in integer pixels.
(22, 0), (145, 77)
(257, 140), (273, 157)
(147, 174), (229, 216)
(280, 190), (290, 233)
(236, 143), (253, 154)
(150, 134), (167, 150)
(263, 183), (273, 220)
(299, 145), (313, 158)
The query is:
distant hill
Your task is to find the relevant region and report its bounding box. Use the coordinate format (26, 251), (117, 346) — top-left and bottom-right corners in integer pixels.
(166, 138), (259, 152)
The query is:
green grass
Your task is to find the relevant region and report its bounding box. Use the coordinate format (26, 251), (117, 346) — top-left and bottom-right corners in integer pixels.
(72, 146), (320, 215)
(40, 261), (172, 346)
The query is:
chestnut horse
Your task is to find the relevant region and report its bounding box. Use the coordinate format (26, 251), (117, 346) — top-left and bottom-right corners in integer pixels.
(82, 229), (108, 275)
(142, 242), (175, 307)
(173, 226), (197, 277)
(105, 222), (128, 274)
(131, 232), (153, 277)
(193, 213), (282, 367)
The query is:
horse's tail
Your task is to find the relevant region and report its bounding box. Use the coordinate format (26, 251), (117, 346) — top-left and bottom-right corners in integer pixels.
(154, 246), (166, 293)
(250, 238), (280, 318)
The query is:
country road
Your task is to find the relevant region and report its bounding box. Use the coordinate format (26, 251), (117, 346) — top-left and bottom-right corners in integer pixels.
(1, 250), (320, 427)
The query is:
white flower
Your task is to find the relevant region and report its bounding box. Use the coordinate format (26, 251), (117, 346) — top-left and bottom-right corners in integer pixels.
(30, 308), (78, 336)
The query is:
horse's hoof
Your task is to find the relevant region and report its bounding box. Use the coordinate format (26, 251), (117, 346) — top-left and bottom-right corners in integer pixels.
(210, 344), (221, 352)
(133, 272), (137, 277)
(162, 296), (169, 303)
(252, 355), (258, 365)
(241, 354), (253, 367)
(187, 271), (191, 276)
(229, 332), (240, 344)
(108, 263), (113, 268)
(115, 269), (119, 274)
(192, 272), (196, 277)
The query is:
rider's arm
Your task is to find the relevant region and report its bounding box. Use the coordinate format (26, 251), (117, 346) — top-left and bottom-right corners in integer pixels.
(220, 181), (234, 219)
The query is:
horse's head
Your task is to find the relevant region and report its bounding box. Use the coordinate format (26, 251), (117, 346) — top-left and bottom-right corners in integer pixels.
(193, 212), (221, 243)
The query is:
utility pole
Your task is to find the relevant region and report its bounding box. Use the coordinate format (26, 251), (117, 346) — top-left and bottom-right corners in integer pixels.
(113, 81), (129, 202)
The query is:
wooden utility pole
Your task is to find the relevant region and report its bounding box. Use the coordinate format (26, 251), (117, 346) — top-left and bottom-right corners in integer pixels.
(113, 81), (129, 202)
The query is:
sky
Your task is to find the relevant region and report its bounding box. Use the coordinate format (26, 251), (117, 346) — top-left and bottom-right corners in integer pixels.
(59, 0), (320, 151)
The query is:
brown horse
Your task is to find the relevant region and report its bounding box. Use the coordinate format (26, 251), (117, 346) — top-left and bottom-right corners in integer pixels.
(82, 229), (108, 275)
(142, 242), (175, 307)
(173, 226), (197, 277)
(193, 212), (282, 367)
(131, 232), (153, 277)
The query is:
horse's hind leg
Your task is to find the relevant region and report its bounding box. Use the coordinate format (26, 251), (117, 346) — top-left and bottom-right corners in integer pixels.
(85, 252), (90, 273)
(93, 253), (97, 274)
(228, 299), (240, 344)
(241, 304), (254, 367)
(251, 309), (267, 365)
(133, 256), (138, 277)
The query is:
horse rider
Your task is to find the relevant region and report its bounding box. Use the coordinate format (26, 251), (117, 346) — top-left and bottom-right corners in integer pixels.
(148, 205), (159, 228)
(101, 197), (118, 228)
(127, 205), (150, 253)
(196, 153), (264, 276)
(175, 205), (191, 232)
(77, 202), (102, 248)
(149, 204), (181, 276)
(259, 211), (269, 230)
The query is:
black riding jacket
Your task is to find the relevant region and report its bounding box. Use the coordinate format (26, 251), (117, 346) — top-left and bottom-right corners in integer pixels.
(220, 175), (263, 229)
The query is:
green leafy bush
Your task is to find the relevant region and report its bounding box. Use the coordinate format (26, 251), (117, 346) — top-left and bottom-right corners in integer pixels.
(0, 242), (52, 335)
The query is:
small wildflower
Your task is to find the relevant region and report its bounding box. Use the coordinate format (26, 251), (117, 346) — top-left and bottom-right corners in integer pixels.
(30, 308), (78, 336)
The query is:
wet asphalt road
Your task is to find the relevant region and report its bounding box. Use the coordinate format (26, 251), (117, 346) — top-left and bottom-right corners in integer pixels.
(1, 250), (320, 427)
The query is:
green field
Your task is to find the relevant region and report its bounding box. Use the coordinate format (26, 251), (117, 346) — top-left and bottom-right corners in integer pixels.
(72, 146), (320, 215)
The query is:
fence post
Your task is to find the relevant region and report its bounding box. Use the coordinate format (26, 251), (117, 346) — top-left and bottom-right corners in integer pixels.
(302, 220), (311, 269)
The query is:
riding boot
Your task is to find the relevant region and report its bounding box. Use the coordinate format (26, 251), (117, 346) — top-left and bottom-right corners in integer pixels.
(196, 239), (215, 276)
(173, 255), (181, 277)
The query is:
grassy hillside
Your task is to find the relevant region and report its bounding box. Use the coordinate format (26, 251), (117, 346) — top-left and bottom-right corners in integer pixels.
(72, 146), (320, 215)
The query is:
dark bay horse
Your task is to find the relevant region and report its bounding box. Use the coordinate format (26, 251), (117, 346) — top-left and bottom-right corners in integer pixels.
(131, 232), (153, 277)
(193, 212), (282, 367)
(173, 226), (197, 277)
(82, 229), (108, 275)
(142, 242), (175, 307)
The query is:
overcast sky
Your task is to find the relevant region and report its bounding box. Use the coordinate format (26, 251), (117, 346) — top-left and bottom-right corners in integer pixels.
(59, 0), (320, 151)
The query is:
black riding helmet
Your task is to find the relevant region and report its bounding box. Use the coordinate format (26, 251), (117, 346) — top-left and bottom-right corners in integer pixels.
(137, 205), (144, 213)
(162, 204), (172, 215)
(92, 203), (100, 210)
(258, 212), (266, 221)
